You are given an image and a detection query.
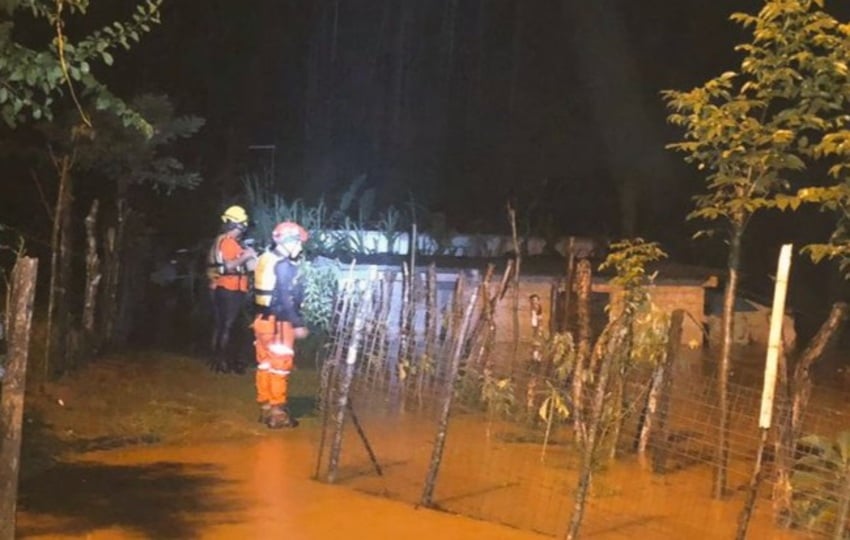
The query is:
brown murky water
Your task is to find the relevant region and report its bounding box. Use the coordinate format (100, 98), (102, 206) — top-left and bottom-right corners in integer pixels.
(17, 418), (817, 540)
(15, 431), (549, 540)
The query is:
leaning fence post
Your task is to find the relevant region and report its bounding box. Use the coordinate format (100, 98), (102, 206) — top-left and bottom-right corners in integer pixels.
(0, 256), (38, 540)
(314, 278), (353, 480)
(326, 277), (372, 484)
(420, 285), (479, 508)
(565, 320), (627, 540)
(736, 244), (792, 540)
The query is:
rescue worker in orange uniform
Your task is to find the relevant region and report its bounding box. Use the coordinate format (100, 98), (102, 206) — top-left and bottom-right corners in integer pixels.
(253, 221), (309, 428)
(207, 205), (257, 373)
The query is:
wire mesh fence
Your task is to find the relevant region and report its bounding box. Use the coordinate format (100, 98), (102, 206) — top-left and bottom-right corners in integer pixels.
(312, 261), (850, 539)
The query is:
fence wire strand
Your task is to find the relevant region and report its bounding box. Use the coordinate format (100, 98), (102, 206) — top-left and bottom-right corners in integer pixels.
(313, 265), (850, 539)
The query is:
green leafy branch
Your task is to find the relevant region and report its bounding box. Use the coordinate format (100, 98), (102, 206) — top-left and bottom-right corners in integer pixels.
(0, 0), (163, 134)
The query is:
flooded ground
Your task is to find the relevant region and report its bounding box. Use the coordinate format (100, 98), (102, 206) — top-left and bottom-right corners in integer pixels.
(16, 433), (550, 540)
(322, 412), (815, 540)
(12, 348), (849, 539)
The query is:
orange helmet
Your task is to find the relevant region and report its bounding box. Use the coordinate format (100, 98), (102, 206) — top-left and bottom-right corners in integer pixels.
(272, 221), (308, 244)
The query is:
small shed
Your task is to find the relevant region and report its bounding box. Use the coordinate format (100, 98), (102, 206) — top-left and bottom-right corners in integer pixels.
(595, 262), (720, 347)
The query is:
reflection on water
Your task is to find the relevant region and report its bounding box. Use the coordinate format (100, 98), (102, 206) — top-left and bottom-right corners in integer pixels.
(17, 436), (548, 540)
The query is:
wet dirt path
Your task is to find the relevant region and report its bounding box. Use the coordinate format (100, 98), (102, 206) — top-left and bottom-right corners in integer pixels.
(15, 430), (550, 540)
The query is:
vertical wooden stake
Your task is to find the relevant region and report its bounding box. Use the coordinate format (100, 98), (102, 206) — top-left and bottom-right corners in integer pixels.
(327, 280), (372, 484)
(737, 244), (792, 540)
(0, 256), (38, 540)
(420, 286), (479, 507)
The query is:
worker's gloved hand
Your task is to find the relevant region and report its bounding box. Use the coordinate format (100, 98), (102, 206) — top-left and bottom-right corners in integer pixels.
(294, 327), (309, 340)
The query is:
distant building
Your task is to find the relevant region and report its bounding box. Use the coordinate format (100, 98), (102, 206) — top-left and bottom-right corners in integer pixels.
(334, 254), (720, 348)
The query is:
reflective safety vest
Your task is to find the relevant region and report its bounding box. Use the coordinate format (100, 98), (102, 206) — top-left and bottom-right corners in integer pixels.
(206, 234), (247, 285)
(254, 250), (285, 307)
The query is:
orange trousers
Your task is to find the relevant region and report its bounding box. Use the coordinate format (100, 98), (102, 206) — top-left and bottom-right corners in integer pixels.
(253, 315), (295, 407)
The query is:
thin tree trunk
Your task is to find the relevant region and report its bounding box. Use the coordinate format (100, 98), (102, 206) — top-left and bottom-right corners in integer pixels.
(56, 160), (74, 371)
(562, 237), (576, 333)
(474, 263), (507, 369)
(396, 261), (412, 408)
(541, 395), (555, 463)
(420, 286), (479, 507)
(607, 359), (627, 462)
(572, 259), (592, 444)
(638, 367), (663, 457)
(714, 228), (742, 499)
(773, 302), (848, 525)
(650, 310), (684, 473)
(420, 264), (438, 403)
(101, 198), (128, 348)
(508, 205), (521, 362)
(549, 280), (559, 337)
(83, 199), (101, 340)
(44, 155), (71, 381)
(0, 257), (38, 540)
(565, 322), (627, 540)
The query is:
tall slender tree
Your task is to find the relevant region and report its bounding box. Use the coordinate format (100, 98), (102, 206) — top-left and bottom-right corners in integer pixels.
(664, 0), (850, 498)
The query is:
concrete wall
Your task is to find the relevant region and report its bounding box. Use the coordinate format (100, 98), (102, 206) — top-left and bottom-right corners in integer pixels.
(338, 265), (706, 348)
(321, 230), (600, 257)
(596, 283), (707, 347)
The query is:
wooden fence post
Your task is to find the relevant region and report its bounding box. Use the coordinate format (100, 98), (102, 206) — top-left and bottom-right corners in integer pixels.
(420, 285), (479, 507)
(0, 256), (38, 540)
(326, 278), (373, 484)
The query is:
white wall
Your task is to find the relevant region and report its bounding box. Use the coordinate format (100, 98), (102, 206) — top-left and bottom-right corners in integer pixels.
(318, 230), (601, 257)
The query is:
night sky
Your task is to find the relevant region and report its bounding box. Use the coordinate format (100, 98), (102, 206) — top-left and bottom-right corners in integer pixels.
(4, 0), (850, 331)
(107, 0), (758, 232)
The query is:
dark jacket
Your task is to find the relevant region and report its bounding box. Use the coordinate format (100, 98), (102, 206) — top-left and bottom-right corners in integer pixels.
(267, 257), (305, 328)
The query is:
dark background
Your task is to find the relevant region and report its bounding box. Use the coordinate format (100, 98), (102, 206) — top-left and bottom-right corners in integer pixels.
(3, 0), (850, 338)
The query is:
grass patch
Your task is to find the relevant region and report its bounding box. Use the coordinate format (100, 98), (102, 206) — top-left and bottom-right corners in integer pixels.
(21, 350), (321, 475)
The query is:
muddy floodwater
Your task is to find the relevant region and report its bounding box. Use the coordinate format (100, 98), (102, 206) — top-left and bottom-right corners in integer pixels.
(15, 423), (814, 540)
(13, 349), (839, 539)
(15, 431), (550, 540)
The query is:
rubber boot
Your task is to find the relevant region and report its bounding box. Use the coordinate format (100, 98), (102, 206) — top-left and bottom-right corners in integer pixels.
(258, 404), (272, 424)
(265, 405), (298, 429)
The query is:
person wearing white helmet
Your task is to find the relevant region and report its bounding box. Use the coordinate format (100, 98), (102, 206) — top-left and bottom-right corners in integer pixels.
(207, 205), (257, 373)
(252, 221), (309, 428)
